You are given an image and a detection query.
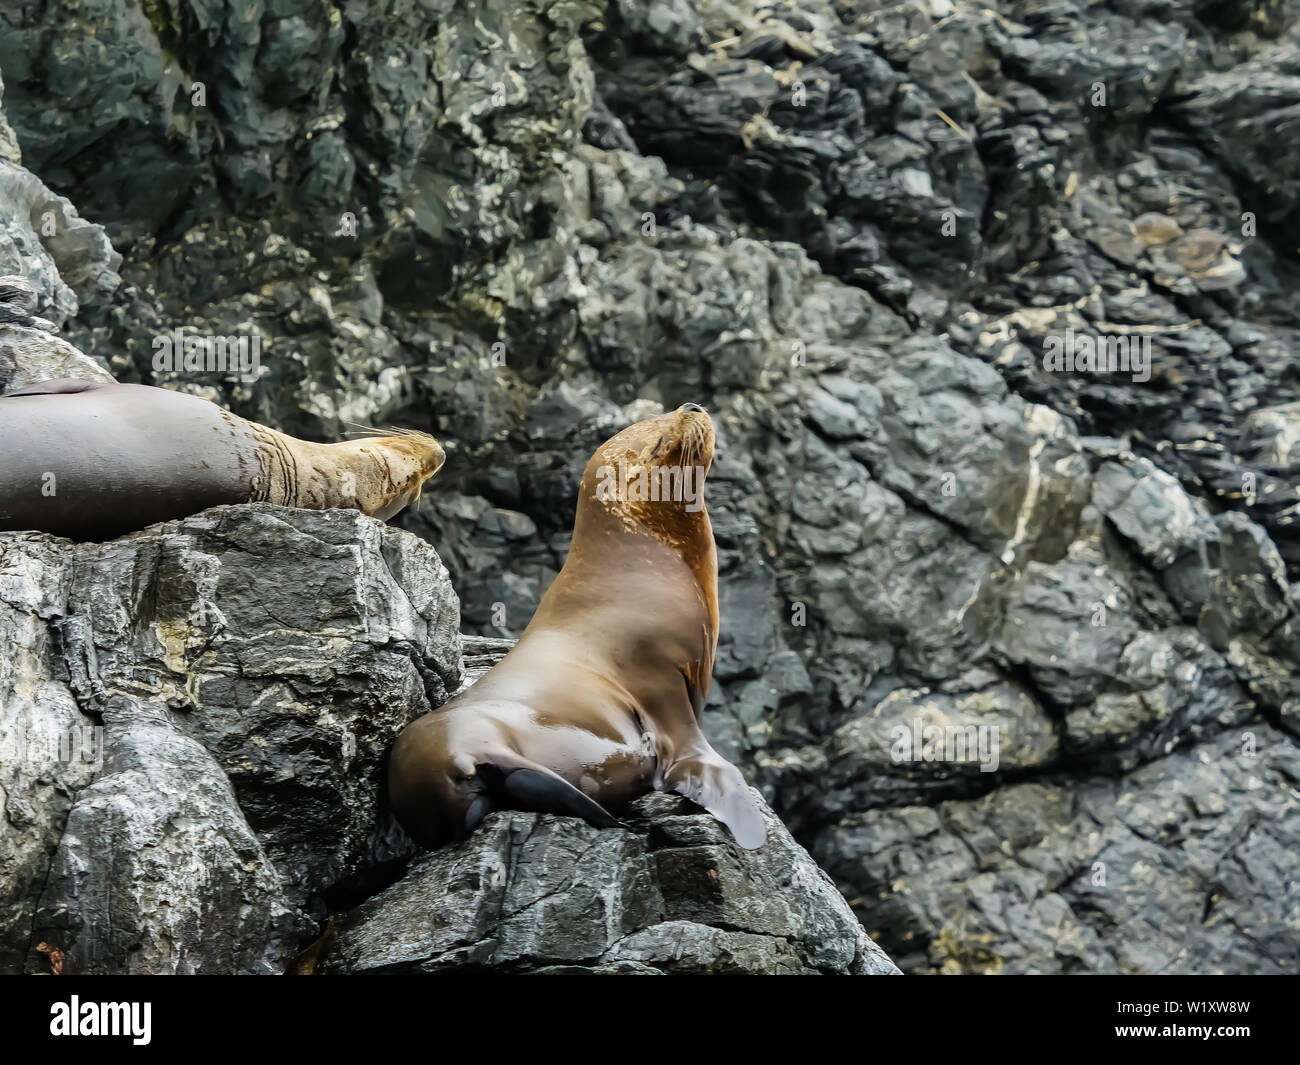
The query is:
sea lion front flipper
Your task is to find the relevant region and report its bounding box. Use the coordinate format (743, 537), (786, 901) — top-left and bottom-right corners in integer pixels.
(663, 752), (767, 850)
(484, 762), (625, 830)
(2, 378), (110, 397)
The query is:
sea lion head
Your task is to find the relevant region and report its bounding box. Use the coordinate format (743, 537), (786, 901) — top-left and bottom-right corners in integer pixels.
(360, 429), (447, 520)
(298, 429), (445, 521)
(580, 402), (716, 545)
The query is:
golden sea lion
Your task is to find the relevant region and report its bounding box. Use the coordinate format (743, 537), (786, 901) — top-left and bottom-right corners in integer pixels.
(388, 402), (766, 850)
(0, 378), (444, 539)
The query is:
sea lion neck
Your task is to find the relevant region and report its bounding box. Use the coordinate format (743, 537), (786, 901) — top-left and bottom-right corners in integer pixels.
(571, 409), (719, 623)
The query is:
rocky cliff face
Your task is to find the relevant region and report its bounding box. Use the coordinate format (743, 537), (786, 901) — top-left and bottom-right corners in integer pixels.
(1, 1), (1298, 973)
(0, 503), (461, 974)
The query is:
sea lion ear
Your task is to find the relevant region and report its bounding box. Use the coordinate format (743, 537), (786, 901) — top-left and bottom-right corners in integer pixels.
(664, 754), (767, 850)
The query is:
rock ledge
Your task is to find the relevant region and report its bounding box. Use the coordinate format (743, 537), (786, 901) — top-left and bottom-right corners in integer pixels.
(321, 791), (899, 975)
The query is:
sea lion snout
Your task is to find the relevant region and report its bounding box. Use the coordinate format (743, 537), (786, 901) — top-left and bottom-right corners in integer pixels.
(581, 405), (717, 518)
(412, 434), (447, 489)
(671, 402), (714, 468)
(424, 436), (447, 476)
(387, 430), (445, 482)
(355, 430), (445, 520)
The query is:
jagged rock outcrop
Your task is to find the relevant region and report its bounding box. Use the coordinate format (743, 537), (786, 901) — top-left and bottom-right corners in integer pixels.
(0, 61), (120, 390)
(1, 0), (1298, 973)
(0, 275), (116, 392)
(816, 726), (1300, 975)
(1, 506), (460, 974)
(321, 791), (899, 975)
(0, 68), (120, 334)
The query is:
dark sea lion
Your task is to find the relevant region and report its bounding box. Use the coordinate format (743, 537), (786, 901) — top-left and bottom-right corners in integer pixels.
(0, 379), (444, 539)
(389, 403), (766, 850)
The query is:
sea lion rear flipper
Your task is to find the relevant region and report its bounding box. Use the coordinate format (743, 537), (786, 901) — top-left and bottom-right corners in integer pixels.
(481, 761), (625, 830)
(464, 793), (495, 833)
(2, 378), (110, 397)
(664, 752), (766, 850)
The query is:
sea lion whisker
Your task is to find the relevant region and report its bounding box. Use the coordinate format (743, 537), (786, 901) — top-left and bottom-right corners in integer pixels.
(681, 420), (706, 466)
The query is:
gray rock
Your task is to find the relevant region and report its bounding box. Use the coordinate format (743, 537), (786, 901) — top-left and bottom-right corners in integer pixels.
(0, 321), (115, 393)
(0, 69), (19, 165)
(321, 792), (899, 975)
(1, 506), (462, 974)
(995, 557), (1138, 708)
(0, 274), (35, 318)
(816, 727), (1300, 975)
(27, 718), (297, 975)
(0, 160), (120, 328)
(612, 0), (702, 56)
